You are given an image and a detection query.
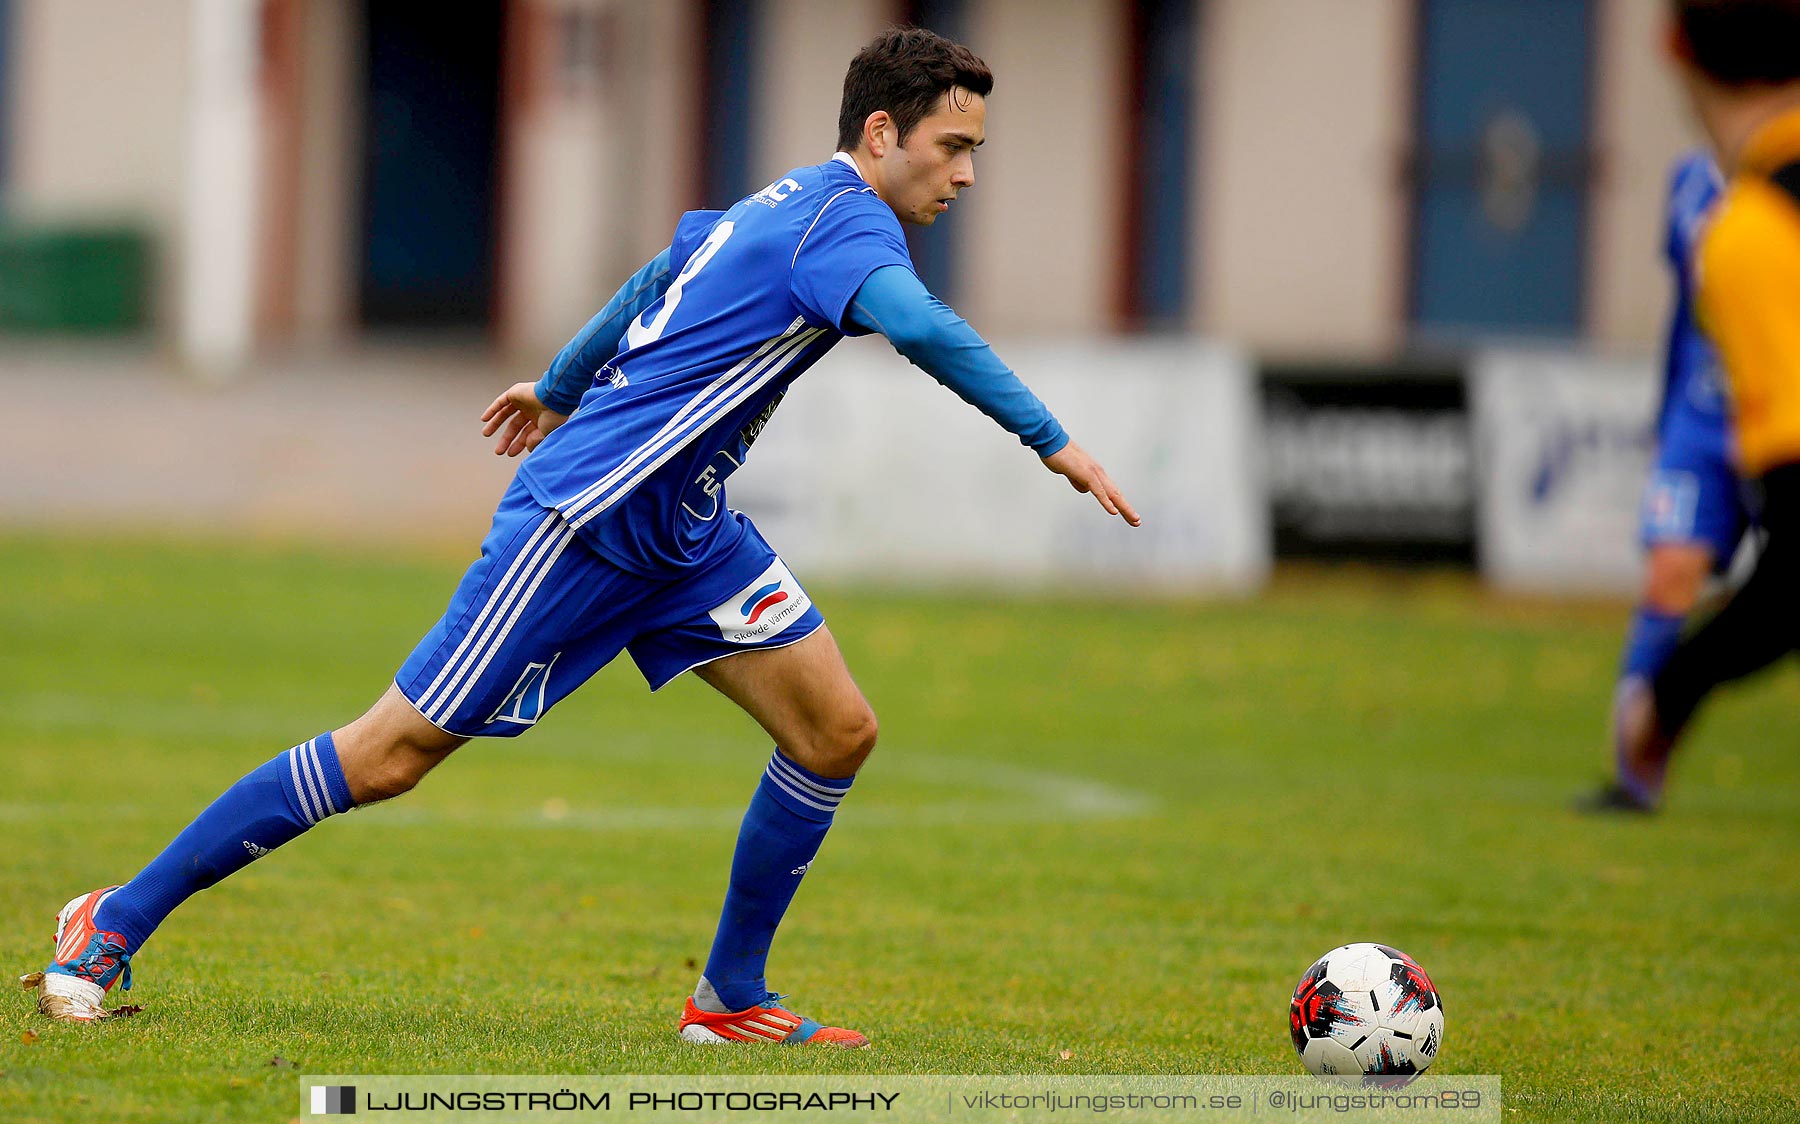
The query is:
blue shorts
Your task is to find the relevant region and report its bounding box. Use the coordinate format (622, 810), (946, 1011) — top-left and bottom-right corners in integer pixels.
(396, 477), (823, 737)
(1641, 421), (1750, 565)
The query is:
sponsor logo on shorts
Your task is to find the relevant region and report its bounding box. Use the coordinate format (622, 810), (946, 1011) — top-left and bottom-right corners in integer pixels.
(741, 582), (789, 624)
(1645, 470), (1699, 539)
(710, 560), (811, 645)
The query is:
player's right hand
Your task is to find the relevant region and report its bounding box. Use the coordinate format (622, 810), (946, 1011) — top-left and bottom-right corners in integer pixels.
(481, 383), (570, 457)
(1041, 440), (1141, 526)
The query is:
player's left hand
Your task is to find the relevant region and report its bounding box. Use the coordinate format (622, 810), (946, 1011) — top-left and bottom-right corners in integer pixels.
(1042, 440), (1142, 527)
(481, 383), (569, 457)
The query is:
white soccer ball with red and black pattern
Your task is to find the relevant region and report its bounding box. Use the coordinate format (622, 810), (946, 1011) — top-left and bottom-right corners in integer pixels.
(1289, 943), (1443, 1078)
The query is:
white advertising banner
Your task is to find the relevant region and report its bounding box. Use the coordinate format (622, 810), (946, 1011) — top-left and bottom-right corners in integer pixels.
(1472, 350), (1657, 593)
(727, 339), (1269, 592)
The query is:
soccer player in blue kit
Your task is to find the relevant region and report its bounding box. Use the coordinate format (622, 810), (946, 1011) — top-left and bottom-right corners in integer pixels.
(23, 29), (1139, 1041)
(1582, 149), (1752, 813)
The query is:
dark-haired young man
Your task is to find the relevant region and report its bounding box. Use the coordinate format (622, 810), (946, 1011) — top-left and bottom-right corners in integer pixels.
(1612, 0), (1800, 804)
(24, 28), (1137, 1044)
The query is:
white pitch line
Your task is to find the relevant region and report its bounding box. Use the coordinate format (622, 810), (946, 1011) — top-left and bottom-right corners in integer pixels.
(346, 751), (1154, 831)
(0, 740), (1155, 828)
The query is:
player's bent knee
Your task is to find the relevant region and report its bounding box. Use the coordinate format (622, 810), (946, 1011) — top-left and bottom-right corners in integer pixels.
(1643, 549), (1711, 615)
(334, 688), (466, 804)
(844, 707), (879, 766)
(1644, 577), (1703, 616)
(341, 740), (455, 804)
(355, 760), (419, 803)
(808, 707), (878, 778)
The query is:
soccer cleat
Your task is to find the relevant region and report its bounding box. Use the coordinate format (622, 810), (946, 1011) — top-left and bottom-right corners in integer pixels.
(18, 886), (139, 1022)
(1574, 781), (1659, 815)
(677, 994), (869, 1048)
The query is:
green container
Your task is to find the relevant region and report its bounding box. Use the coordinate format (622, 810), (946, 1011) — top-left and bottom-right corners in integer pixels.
(0, 225), (151, 333)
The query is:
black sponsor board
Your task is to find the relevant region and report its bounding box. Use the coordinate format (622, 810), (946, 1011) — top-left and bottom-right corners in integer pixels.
(1261, 363), (1476, 564)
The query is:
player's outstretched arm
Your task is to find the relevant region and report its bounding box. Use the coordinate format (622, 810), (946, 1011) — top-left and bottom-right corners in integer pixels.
(845, 265), (1140, 526)
(481, 383), (568, 457)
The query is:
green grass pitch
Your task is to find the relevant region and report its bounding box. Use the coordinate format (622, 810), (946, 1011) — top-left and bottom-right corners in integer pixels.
(2, 534), (1797, 1122)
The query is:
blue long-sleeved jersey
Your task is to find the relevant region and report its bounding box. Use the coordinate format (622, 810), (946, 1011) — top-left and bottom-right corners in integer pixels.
(522, 155), (1065, 574)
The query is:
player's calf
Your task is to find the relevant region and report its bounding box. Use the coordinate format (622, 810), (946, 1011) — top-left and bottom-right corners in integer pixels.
(21, 733), (361, 1020)
(1615, 680), (1676, 806)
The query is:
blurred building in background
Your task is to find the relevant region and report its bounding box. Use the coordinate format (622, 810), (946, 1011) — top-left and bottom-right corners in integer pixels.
(0, 0), (1696, 363)
(0, 0), (1705, 592)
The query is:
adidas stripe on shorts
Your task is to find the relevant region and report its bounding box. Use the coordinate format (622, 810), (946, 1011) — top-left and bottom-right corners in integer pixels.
(396, 476), (823, 737)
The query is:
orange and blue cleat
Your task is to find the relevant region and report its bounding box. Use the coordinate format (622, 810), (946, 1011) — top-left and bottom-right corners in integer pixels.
(678, 993), (869, 1048)
(18, 886), (137, 1022)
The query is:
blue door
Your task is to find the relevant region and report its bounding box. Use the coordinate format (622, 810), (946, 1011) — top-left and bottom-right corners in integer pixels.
(0, 0), (11, 198)
(1411, 0), (1592, 338)
(699, 0), (760, 207)
(359, 0), (504, 331)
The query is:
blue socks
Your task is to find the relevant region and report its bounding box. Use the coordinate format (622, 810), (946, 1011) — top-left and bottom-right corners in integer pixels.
(95, 733), (354, 949)
(699, 750), (853, 1012)
(1612, 607), (1687, 801)
(1620, 606), (1687, 681)
(93, 732), (847, 1008)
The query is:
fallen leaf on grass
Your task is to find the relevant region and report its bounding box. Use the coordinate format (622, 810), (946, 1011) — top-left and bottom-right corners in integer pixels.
(1057, 1049), (1074, 1061)
(20, 1031), (38, 1045)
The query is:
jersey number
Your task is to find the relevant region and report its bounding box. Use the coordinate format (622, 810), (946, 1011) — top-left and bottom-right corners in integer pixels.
(624, 220), (736, 351)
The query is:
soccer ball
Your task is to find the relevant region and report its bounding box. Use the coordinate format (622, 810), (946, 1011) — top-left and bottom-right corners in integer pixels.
(1289, 943), (1443, 1079)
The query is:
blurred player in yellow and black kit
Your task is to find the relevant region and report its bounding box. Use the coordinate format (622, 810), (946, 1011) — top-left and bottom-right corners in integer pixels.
(1614, 0), (1800, 806)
